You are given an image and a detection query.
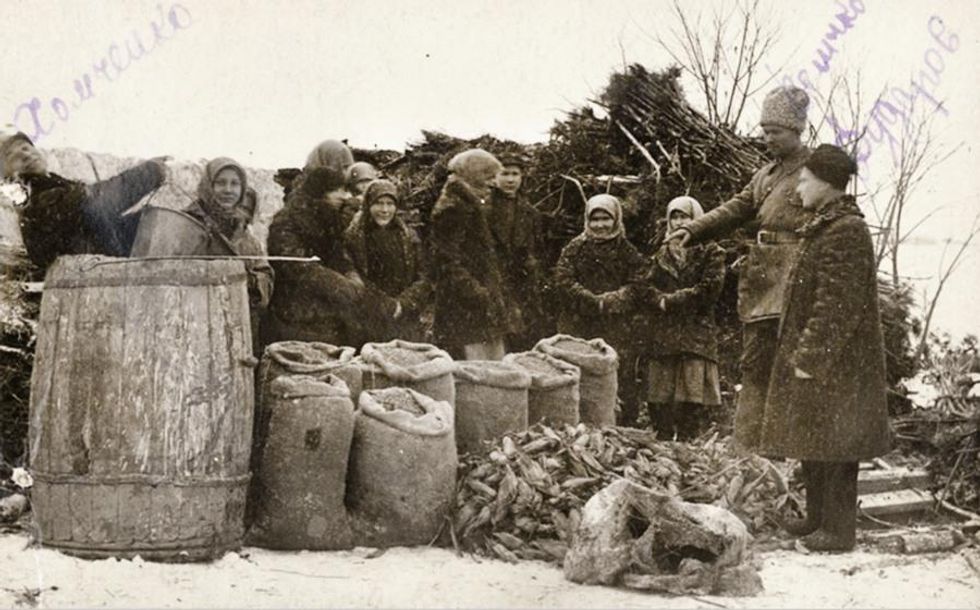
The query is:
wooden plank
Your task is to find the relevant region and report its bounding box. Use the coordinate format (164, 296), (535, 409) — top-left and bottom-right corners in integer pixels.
(859, 488), (934, 517)
(858, 468), (932, 495)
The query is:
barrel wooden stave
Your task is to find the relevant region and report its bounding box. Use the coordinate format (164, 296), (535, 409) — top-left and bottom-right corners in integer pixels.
(29, 255), (253, 560)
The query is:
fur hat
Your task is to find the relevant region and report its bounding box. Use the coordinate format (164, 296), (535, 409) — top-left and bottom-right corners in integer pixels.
(805, 144), (857, 190)
(0, 132), (36, 179)
(304, 139), (354, 173)
(760, 86), (810, 133)
(447, 149), (503, 185)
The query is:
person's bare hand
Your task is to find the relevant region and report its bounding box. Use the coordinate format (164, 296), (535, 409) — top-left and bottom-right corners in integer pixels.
(149, 156), (174, 183)
(665, 228), (691, 247)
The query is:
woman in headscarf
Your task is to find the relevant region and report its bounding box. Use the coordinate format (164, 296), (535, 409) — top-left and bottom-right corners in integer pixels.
(182, 157), (274, 353)
(761, 144), (890, 552)
(641, 196), (726, 440)
(553, 194), (647, 424)
(343, 178), (430, 342)
(429, 148), (510, 360)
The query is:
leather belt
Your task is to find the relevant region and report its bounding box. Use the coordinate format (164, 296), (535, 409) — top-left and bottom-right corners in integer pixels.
(756, 230), (801, 245)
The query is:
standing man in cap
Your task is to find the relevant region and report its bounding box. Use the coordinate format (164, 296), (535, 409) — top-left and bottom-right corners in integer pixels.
(666, 85), (813, 453)
(0, 131), (170, 277)
(488, 151), (545, 351)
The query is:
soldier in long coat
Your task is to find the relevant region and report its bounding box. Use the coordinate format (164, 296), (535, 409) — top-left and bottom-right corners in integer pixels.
(762, 144), (890, 552)
(667, 86), (814, 452)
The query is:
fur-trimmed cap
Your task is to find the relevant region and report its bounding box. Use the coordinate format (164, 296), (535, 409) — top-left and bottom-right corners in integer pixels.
(760, 86), (810, 133)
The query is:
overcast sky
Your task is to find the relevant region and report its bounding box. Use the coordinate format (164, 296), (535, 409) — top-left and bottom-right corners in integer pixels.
(2, 0), (978, 338)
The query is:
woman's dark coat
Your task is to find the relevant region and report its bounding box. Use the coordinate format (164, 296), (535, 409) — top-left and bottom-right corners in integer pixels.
(18, 161), (166, 275)
(343, 210), (431, 342)
(640, 240), (726, 362)
(758, 196), (891, 461)
(429, 176), (509, 348)
(264, 168), (363, 346)
(553, 233), (646, 349)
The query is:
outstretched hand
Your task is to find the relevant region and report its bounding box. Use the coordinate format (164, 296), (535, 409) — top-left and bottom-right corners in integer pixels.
(149, 156), (174, 183)
(665, 228), (691, 247)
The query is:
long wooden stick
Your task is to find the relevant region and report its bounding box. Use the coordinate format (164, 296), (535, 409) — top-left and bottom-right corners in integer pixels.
(615, 121), (661, 182)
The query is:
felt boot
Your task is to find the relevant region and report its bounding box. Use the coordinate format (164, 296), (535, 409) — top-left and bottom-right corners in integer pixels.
(647, 402), (676, 440)
(802, 461), (858, 552)
(784, 461), (825, 536)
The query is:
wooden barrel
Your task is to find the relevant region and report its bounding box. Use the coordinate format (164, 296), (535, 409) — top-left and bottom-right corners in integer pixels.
(28, 255), (255, 561)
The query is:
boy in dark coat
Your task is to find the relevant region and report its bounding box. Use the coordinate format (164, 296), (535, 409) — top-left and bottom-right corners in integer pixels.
(430, 149), (509, 360)
(666, 86), (814, 452)
(554, 194), (647, 425)
(488, 152), (545, 351)
(642, 196), (726, 440)
(264, 165), (364, 347)
(0, 132), (169, 277)
(763, 144), (891, 552)
(343, 178), (430, 342)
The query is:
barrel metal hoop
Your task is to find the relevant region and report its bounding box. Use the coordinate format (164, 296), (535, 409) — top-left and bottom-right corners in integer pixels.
(31, 472), (251, 486)
(45, 274), (248, 289)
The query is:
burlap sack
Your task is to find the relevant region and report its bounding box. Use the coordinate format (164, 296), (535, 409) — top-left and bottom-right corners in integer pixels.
(503, 351), (581, 426)
(346, 387), (457, 548)
(453, 361), (531, 455)
(248, 374), (355, 550)
(257, 341), (362, 405)
(357, 339), (456, 406)
(534, 334), (618, 426)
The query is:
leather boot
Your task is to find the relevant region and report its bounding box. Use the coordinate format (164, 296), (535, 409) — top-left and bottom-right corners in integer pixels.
(784, 461), (824, 536)
(802, 461), (858, 552)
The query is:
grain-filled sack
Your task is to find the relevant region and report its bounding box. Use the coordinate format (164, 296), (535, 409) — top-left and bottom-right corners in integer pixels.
(257, 341), (362, 406)
(503, 351), (581, 426)
(357, 339), (456, 406)
(248, 374), (355, 550)
(346, 387), (457, 547)
(534, 334), (618, 426)
(454, 361), (532, 455)
(250, 342), (361, 524)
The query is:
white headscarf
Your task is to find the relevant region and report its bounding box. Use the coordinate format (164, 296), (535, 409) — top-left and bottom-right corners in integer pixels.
(584, 194), (625, 241)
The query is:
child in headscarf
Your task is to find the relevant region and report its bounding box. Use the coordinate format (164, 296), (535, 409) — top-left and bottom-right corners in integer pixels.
(553, 194), (647, 425)
(344, 178), (430, 342)
(642, 196), (725, 440)
(183, 157), (274, 352)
